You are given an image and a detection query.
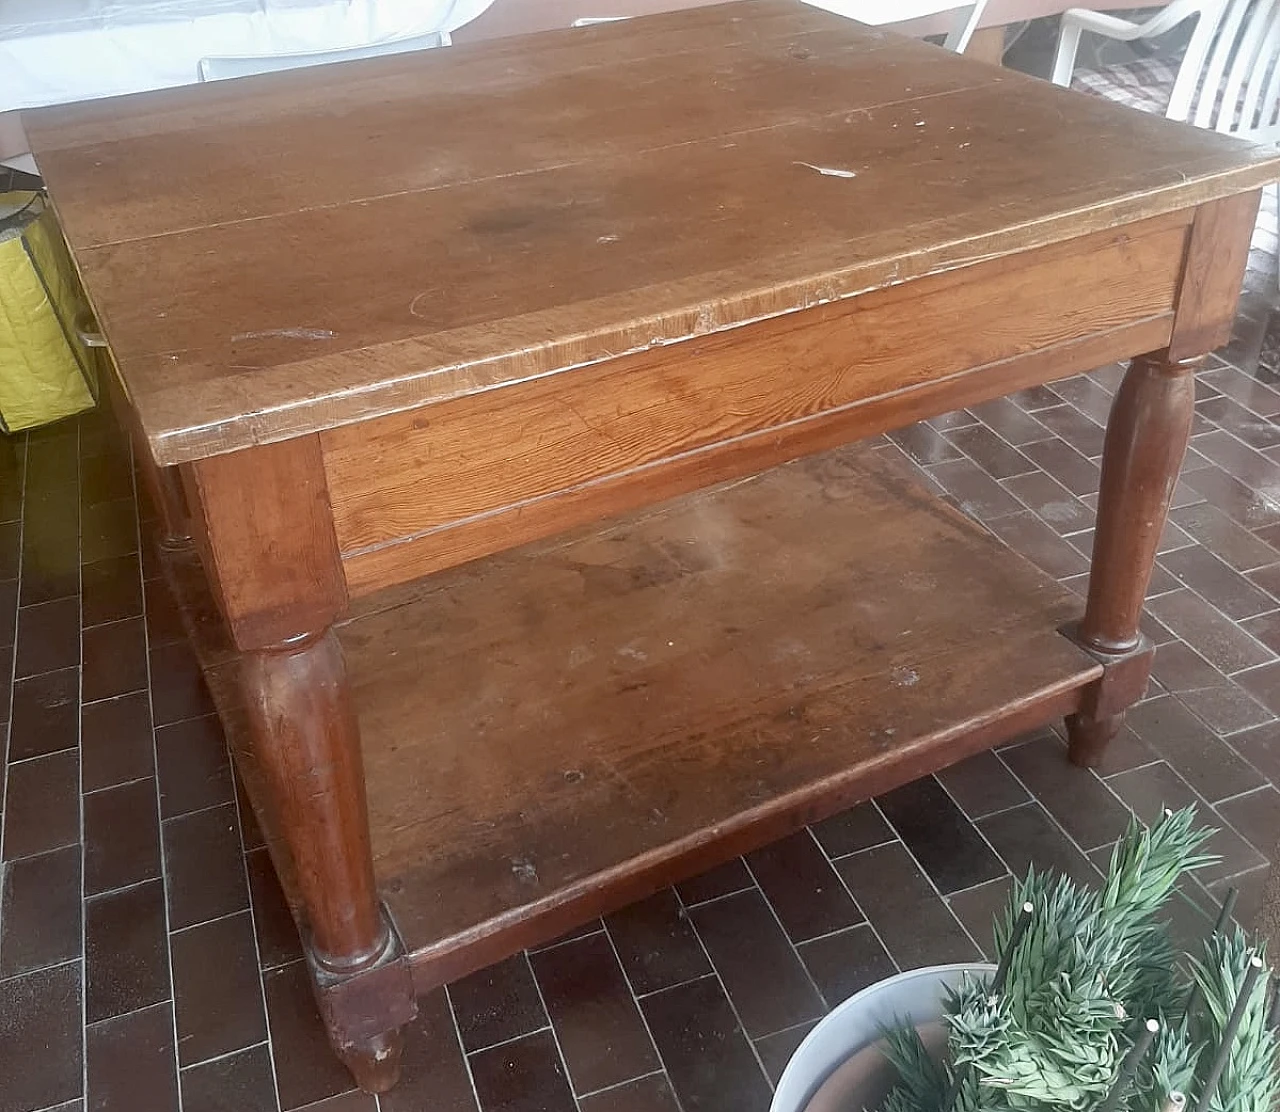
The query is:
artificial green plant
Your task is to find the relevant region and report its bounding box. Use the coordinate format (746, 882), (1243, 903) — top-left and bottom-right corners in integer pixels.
(878, 808), (1278, 1112)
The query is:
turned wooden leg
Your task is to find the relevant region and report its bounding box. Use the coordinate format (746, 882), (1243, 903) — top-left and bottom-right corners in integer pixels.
(182, 438), (415, 1092)
(241, 629), (412, 1090)
(1065, 350), (1199, 766)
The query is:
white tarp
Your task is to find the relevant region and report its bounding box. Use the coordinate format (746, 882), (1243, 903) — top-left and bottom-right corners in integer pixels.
(0, 0), (495, 111)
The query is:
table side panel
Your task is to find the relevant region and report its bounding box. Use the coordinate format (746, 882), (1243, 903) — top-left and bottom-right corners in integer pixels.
(324, 214), (1189, 594)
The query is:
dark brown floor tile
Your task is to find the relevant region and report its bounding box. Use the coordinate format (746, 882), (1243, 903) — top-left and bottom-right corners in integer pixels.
(1010, 384), (1063, 410)
(986, 511), (1090, 580)
(605, 890), (710, 997)
(1176, 684), (1275, 735)
(640, 976), (771, 1112)
(80, 451), (134, 509)
(1021, 438), (1101, 496)
(86, 1001), (179, 1112)
(1202, 363), (1280, 416)
(1216, 785), (1280, 859)
(24, 433), (79, 494)
(689, 889), (822, 1039)
(876, 777), (1005, 896)
(246, 847), (303, 969)
(1230, 718), (1280, 782)
(8, 665), (79, 761)
(944, 424), (1034, 480)
(796, 921), (896, 1008)
(150, 639), (215, 725)
(935, 751), (1030, 819)
(180, 1043), (276, 1112)
(1052, 374), (1115, 424)
(925, 409), (978, 431)
(450, 952), (547, 1053)
(1197, 396), (1280, 451)
(886, 423), (962, 466)
(970, 397), (1050, 444)
(1125, 695), (1266, 802)
(0, 520), (19, 579)
(144, 576), (186, 647)
(1149, 641), (1228, 693)
(163, 803), (248, 930)
(977, 802), (1096, 887)
(155, 715), (234, 818)
(80, 499), (137, 564)
(85, 879), (169, 1022)
(1184, 464), (1280, 530)
(82, 617), (148, 702)
(745, 831), (862, 943)
(947, 876), (1015, 960)
(1001, 471), (1094, 535)
(81, 554), (142, 628)
(836, 843), (979, 969)
(0, 844), (81, 978)
(676, 859), (754, 906)
(530, 931), (658, 1095)
(0, 578), (14, 651)
(810, 802), (894, 859)
(0, 961), (83, 1112)
(84, 777), (161, 895)
(469, 1029), (576, 1112)
(1105, 762), (1266, 882)
(1232, 659), (1280, 722)
(1086, 722), (1158, 779)
(81, 692), (154, 792)
(1034, 404), (1106, 458)
(21, 532), (79, 609)
(3, 749), (80, 860)
(265, 961), (357, 1111)
(379, 989), (477, 1112)
(579, 1073), (680, 1112)
(755, 1023), (817, 1087)
(172, 911), (268, 1066)
(15, 597), (79, 678)
(924, 459), (1022, 523)
(1000, 734), (1130, 850)
(1169, 502), (1280, 572)
(1161, 545), (1276, 619)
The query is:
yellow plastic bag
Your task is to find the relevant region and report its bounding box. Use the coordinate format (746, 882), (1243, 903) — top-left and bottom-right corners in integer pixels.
(0, 192), (97, 433)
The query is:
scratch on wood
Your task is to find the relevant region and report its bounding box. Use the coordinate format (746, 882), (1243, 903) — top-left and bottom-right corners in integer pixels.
(793, 161), (858, 179)
(231, 327), (335, 342)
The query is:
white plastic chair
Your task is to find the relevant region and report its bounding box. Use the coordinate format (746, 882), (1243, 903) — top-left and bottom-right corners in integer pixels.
(199, 28), (450, 82)
(1052, 0), (1280, 144)
(800, 0), (989, 52)
(575, 2), (989, 53)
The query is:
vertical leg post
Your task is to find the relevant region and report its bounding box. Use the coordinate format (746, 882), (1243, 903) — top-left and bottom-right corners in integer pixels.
(1065, 351), (1198, 766)
(183, 436), (414, 1092)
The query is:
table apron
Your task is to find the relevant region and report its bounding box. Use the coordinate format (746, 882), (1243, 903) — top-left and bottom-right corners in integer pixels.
(324, 212), (1190, 597)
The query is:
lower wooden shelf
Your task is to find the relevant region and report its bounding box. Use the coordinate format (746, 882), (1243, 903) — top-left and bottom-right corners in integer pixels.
(175, 444), (1101, 994)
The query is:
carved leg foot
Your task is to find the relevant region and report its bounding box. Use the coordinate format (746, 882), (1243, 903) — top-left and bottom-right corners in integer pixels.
(340, 1030), (405, 1094)
(1065, 711), (1122, 769)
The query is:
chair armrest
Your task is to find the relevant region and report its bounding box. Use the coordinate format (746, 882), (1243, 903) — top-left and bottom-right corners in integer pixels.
(1051, 1), (1210, 88)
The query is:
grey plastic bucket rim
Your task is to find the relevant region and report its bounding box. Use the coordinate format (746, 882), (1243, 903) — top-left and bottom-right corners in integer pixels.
(769, 962), (996, 1112)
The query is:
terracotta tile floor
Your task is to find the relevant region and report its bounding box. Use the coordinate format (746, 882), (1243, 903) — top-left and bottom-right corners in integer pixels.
(3, 333), (1280, 1112)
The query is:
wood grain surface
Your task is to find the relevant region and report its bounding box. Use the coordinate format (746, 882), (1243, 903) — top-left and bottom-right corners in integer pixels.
(322, 215), (1187, 577)
(326, 445), (1099, 981)
(24, 0), (1280, 465)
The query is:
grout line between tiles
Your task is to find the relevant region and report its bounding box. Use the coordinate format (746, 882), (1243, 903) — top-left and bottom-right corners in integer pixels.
(519, 953), (582, 1112)
(596, 914), (682, 1112)
(576, 1068), (667, 1101)
(132, 439), (186, 1112)
(178, 1037), (270, 1073)
(444, 982), (487, 1112)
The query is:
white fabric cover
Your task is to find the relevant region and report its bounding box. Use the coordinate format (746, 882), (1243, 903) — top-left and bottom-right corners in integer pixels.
(0, 0), (495, 111)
